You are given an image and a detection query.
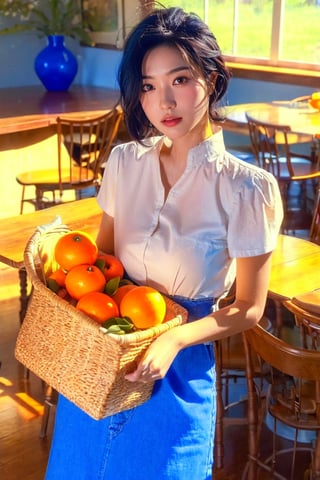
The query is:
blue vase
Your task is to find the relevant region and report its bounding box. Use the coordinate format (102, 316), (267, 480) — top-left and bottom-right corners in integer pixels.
(34, 35), (78, 92)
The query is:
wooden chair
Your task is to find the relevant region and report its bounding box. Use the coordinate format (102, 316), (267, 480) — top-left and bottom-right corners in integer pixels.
(242, 323), (320, 480)
(283, 296), (320, 351)
(246, 112), (320, 233)
(214, 315), (273, 470)
(310, 187), (320, 245)
(213, 282), (273, 469)
(16, 108), (123, 214)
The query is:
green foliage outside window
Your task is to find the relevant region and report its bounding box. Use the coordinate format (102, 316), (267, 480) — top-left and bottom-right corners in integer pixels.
(161, 0), (320, 66)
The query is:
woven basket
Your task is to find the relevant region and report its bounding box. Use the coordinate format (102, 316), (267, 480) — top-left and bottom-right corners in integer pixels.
(15, 225), (187, 420)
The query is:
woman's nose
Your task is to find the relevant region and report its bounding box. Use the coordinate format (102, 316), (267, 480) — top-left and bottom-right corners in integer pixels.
(159, 88), (176, 110)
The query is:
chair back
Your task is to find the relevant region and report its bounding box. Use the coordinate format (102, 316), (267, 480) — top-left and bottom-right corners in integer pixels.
(244, 323), (320, 381)
(246, 112), (296, 179)
(56, 108), (123, 195)
(243, 323), (320, 479)
(246, 111), (320, 233)
(283, 298), (320, 350)
(310, 188), (320, 244)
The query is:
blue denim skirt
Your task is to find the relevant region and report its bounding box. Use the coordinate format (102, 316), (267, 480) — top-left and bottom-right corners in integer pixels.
(45, 297), (216, 480)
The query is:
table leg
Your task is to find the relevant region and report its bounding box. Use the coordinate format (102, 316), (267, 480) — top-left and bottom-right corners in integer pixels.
(18, 266), (31, 379)
(18, 266), (29, 324)
(311, 139), (318, 164)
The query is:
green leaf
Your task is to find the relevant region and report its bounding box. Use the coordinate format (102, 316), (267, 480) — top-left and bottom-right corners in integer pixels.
(100, 316), (135, 334)
(107, 325), (123, 334)
(101, 317), (120, 329)
(95, 258), (106, 272)
(0, 0), (92, 43)
(104, 277), (121, 296)
(46, 278), (60, 293)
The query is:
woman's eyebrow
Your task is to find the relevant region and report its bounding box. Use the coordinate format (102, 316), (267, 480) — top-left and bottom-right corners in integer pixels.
(142, 66), (191, 79)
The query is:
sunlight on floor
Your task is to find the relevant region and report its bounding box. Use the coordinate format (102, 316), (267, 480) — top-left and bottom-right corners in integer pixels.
(0, 373), (44, 420)
(15, 392), (44, 416)
(0, 394), (43, 421)
(0, 376), (13, 387)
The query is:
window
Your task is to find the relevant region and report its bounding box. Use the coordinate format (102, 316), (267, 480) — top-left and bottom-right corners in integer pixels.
(161, 0), (320, 71)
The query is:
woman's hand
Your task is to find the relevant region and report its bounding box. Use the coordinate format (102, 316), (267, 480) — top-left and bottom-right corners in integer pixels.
(125, 328), (182, 383)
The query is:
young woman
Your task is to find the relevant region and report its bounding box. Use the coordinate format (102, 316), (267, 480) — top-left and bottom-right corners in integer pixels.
(45, 7), (283, 480)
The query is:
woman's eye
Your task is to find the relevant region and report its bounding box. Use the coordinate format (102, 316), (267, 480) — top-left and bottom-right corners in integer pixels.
(141, 83), (153, 93)
(173, 76), (188, 85)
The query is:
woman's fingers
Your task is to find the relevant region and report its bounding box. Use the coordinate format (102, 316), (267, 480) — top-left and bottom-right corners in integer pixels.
(125, 358), (160, 383)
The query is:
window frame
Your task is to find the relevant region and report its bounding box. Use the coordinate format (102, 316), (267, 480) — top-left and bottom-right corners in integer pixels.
(159, 0), (320, 87)
(225, 60), (320, 88)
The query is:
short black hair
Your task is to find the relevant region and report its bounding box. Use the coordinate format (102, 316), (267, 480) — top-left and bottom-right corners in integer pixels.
(118, 6), (231, 141)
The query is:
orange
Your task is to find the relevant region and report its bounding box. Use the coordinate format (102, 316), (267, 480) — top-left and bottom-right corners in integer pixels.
(120, 285), (166, 329)
(112, 284), (137, 307)
(76, 291), (119, 324)
(95, 254), (124, 282)
(310, 99), (320, 110)
(65, 264), (106, 300)
(310, 92), (320, 110)
(47, 268), (67, 287)
(47, 268), (67, 293)
(55, 230), (98, 271)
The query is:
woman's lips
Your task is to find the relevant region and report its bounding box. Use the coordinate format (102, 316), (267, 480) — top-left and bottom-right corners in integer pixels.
(161, 117), (182, 127)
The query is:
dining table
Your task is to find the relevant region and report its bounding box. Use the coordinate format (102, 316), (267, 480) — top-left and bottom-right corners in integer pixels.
(0, 85), (120, 135)
(223, 99), (320, 167)
(270, 234), (320, 300)
(224, 100), (320, 138)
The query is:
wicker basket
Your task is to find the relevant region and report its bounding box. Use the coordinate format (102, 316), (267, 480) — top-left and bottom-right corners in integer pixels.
(15, 225), (187, 420)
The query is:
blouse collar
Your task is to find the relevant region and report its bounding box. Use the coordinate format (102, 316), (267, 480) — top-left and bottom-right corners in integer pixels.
(187, 127), (226, 166)
(136, 126), (226, 165)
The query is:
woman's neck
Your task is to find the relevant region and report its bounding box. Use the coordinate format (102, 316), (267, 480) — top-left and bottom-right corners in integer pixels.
(165, 117), (215, 164)
(159, 119), (216, 197)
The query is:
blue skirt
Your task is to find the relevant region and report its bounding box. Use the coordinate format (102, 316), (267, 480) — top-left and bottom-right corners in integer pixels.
(45, 297), (216, 480)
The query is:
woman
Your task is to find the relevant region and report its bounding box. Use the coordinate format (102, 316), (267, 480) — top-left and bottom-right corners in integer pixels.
(46, 7), (283, 480)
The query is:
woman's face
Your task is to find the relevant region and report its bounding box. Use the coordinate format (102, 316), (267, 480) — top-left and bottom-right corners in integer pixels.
(140, 44), (211, 142)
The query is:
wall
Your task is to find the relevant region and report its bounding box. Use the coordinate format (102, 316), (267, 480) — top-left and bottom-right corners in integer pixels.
(0, 34), (119, 88)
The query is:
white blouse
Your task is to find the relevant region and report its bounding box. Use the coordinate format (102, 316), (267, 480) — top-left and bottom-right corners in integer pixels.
(97, 129), (283, 300)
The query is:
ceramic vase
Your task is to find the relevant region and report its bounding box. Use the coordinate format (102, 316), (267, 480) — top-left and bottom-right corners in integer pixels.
(34, 35), (78, 92)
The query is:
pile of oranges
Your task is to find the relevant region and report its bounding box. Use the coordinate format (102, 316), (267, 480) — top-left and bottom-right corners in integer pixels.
(46, 230), (167, 333)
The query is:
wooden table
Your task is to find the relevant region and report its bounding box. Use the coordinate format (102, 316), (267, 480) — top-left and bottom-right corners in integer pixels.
(224, 101), (320, 137)
(0, 197), (102, 321)
(0, 85), (120, 135)
(270, 234), (320, 301)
